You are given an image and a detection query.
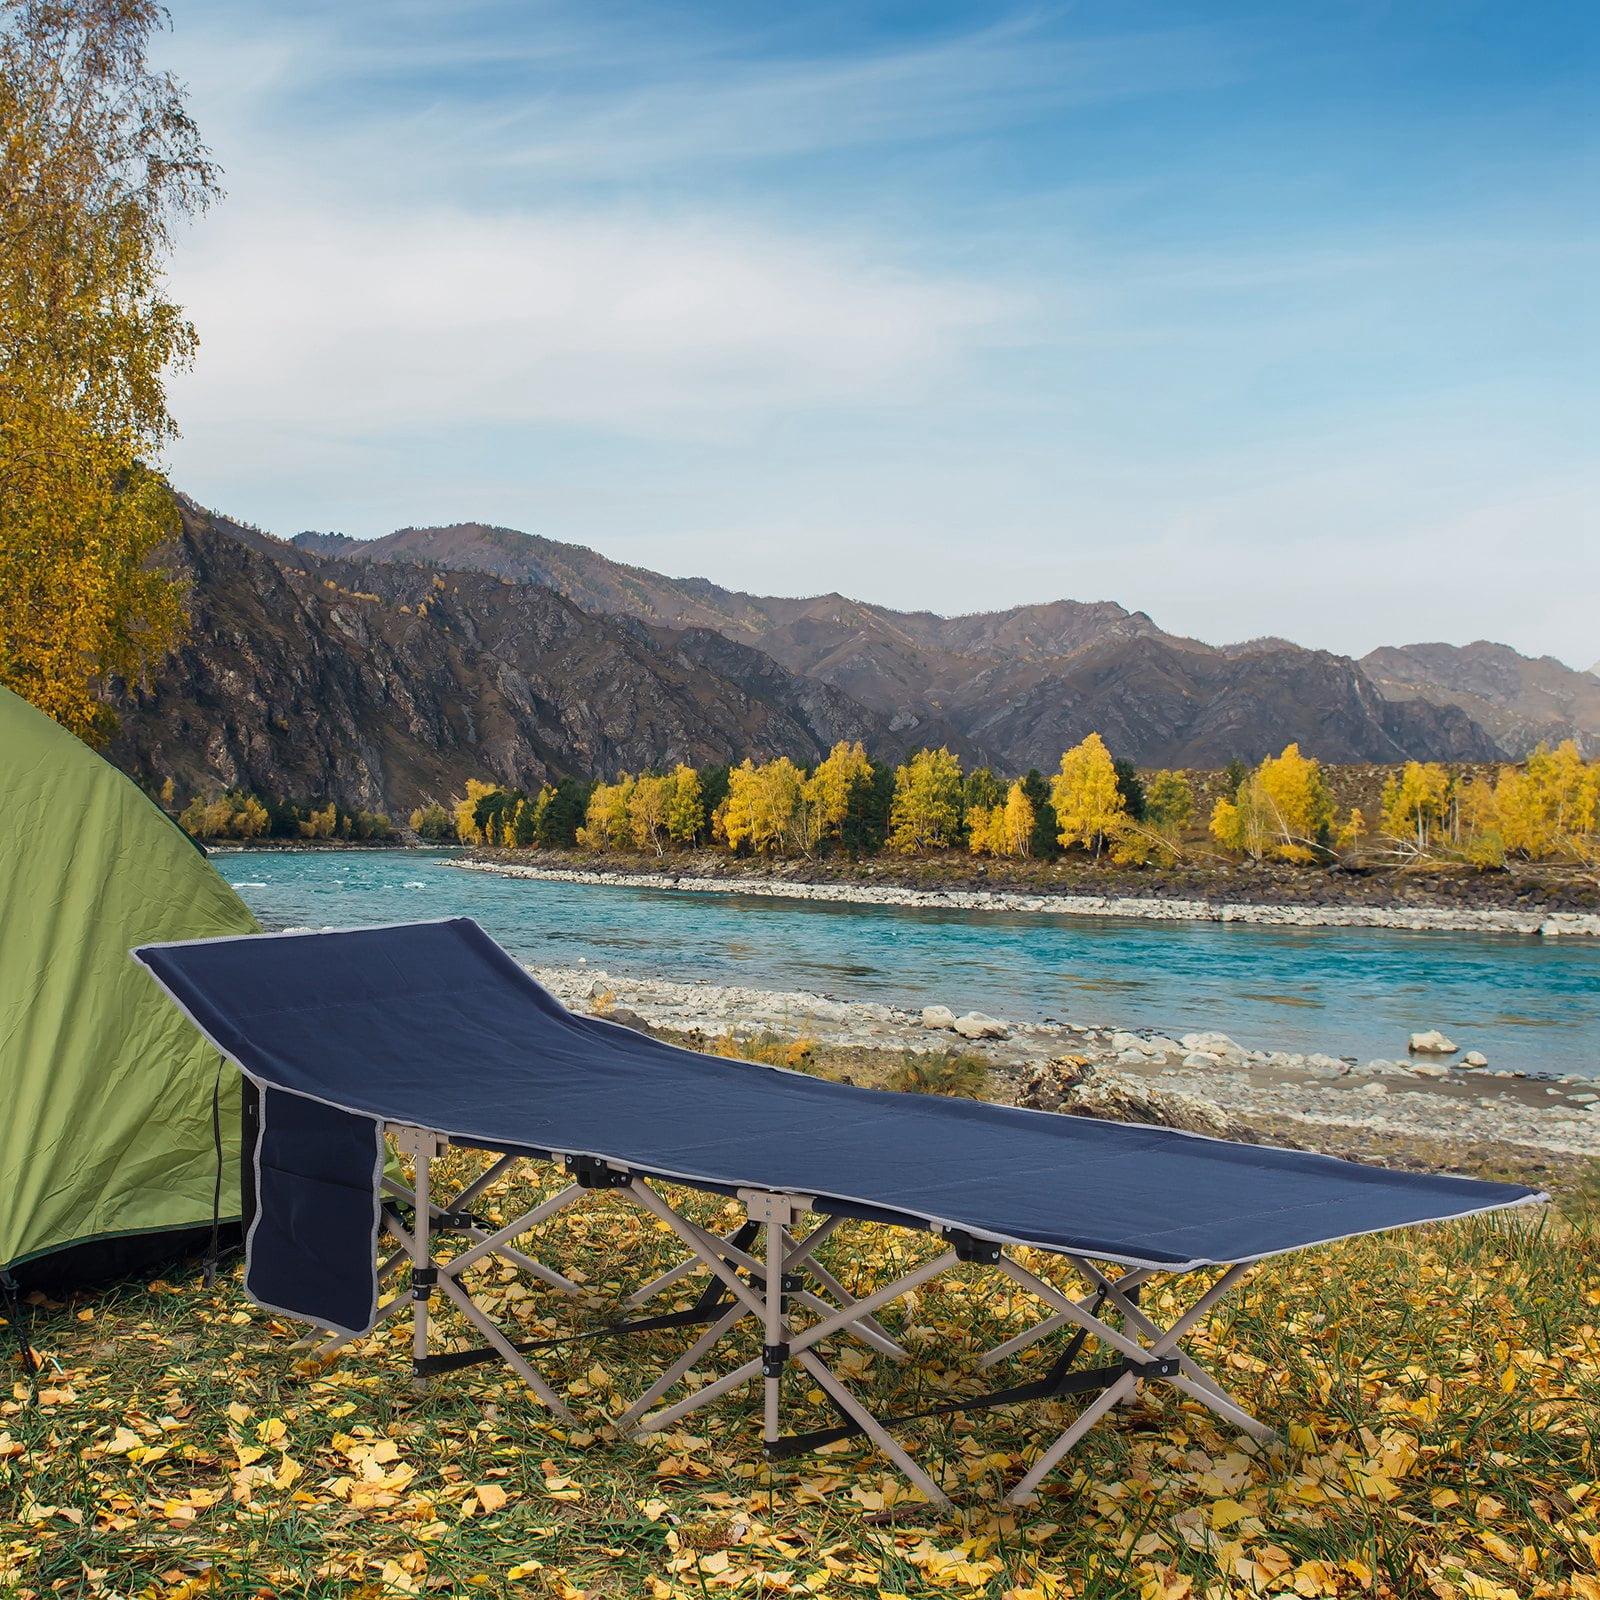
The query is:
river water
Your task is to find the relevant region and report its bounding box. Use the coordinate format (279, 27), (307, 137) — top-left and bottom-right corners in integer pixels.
(219, 848), (1600, 1079)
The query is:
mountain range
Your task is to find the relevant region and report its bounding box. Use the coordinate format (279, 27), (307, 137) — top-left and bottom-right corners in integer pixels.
(106, 502), (1596, 814)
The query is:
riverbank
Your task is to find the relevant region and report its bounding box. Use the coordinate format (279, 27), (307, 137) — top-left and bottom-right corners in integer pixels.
(458, 851), (1600, 936)
(534, 963), (1598, 1192)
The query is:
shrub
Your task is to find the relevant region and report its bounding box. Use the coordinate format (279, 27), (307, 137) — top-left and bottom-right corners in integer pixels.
(409, 801), (453, 843)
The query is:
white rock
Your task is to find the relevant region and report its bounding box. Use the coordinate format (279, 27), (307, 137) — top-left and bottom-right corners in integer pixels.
(953, 1011), (1008, 1040)
(1182, 1051), (1222, 1069)
(1199, 1034), (1248, 1065)
(1357, 1081), (1390, 1097)
(1408, 1030), (1458, 1055)
(1407, 1061), (1450, 1080)
(920, 1005), (958, 1030)
(1462, 1050), (1489, 1068)
(1147, 1037), (1185, 1057)
(1111, 1031), (1152, 1055)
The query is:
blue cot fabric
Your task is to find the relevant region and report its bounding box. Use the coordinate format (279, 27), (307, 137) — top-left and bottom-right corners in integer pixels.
(135, 919), (1540, 1330)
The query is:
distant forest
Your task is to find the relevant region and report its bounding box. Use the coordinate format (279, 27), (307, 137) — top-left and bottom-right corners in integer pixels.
(171, 735), (1600, 871)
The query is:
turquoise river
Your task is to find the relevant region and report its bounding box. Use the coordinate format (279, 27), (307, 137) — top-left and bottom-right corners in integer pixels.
(221, 849), (1600, 1080)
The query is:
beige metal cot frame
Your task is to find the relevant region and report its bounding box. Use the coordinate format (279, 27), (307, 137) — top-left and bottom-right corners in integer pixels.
(289, 1127), (1275, 1509)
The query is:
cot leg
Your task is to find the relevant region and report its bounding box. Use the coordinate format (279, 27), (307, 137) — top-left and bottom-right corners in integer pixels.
(401, 1127), (441, 1394)
(621, 1179), (955, 1506)
(994, 1258), (1274, 1502)
(782, 1229), (909, 1361)
(1071, 1258), (1277, 1443)
(385, 1159), (585, 1296)
(793, 1347), (949, 1510)
(623, 1221), (756, 1310)
(750, 1195), (792, 1445)
(1006, 1373), (1137, 1505)
(613, 1302), (748, 1433)
(977, 1265), (1155, 1371)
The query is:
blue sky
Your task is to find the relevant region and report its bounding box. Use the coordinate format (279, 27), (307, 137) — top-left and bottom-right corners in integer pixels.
(158, 0), (1596, 664)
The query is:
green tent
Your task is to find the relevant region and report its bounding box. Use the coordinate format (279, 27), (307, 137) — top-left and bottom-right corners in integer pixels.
(0, 685), (260, 1277)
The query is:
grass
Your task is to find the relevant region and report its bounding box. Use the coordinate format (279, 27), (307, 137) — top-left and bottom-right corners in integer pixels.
(2, 1150), (1595, 1600)
(695, 1029), (993, 1101)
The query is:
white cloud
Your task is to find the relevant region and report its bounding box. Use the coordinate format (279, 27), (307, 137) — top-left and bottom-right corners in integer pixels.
(168, 204), (1018, 437)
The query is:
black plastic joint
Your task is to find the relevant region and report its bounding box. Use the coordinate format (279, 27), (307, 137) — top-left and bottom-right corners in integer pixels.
(761, 1342), (790, 1378)
(432, 1209), (487, 1231)
(566, 1154), (630, 1189)
(1130, 1355), (1180, 1381)
(411, 1265), (437, 1297)
(948, 1230), (1002, 1265)
(781, 1273), (805, 1294)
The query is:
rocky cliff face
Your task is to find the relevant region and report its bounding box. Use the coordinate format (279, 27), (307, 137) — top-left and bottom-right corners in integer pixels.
(109, 508), (894, 812)
(292, 519), (1510, 770)
(954, 636), (1502, 769)
(116, 503), (1521, 812)
(1362, 641), (1600, 757)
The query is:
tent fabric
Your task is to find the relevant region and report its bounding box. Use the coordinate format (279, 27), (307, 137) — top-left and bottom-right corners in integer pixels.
(0, 686), (260, 1271)
(134, 918), (1542, 1332)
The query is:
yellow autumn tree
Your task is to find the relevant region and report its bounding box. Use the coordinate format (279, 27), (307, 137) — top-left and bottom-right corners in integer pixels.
(1466, 741), (1600, 863)
(627, 773), (674, 856)
(804, 741), (874, 847)
(1525, 740), (1600, 856)
(1210, 744), (1335, 863)
(1144, 771), (1194, 833)
(504, 795), (539, 848)
(969, 781), (1036, 859)
(0, 1), (220, 741)
(721, 757), (808, 854)
(578, 775), (635, 851)
(999, 781), (1037, 857)
(453, 778), (503, 845)
(177, 790), (269, 839)
(300, 802), (338, 841)
(1380, 761), (1452, 852)
(663, 764), (705, 846)
(407, 801), (453, 843)
(887, 748), (964, 854)
(233, 794), (269, 838)
(1050, 734), (1127, 857)
(967, 805), (999, 856)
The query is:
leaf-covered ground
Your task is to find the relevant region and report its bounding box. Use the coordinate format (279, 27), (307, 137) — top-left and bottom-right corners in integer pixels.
(3, 1155), (1596, 1600)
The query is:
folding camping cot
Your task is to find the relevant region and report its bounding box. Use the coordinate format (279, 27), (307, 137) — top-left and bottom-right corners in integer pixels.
(135, 918), (1544, 1508)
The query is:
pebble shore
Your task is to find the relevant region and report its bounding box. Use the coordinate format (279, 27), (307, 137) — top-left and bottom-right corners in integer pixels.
(531, 963), (1599, 1162)
(455, 858), (1600, 937)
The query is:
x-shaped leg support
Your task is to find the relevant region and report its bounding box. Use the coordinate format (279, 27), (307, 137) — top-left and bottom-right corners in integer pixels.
(617, 1182), (955, 1506)
(291, 1149), (586, 1360)
(617, 1184), (1277, 1508)
(991, 1254), (1277, 1503)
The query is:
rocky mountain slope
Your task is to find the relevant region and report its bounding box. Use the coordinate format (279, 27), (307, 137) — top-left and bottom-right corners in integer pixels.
(107, 503), (1532, 813)
(1362, 641), (1600, 757)
(291, 520), (1505, 772)
(109, 507), (893, 812)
